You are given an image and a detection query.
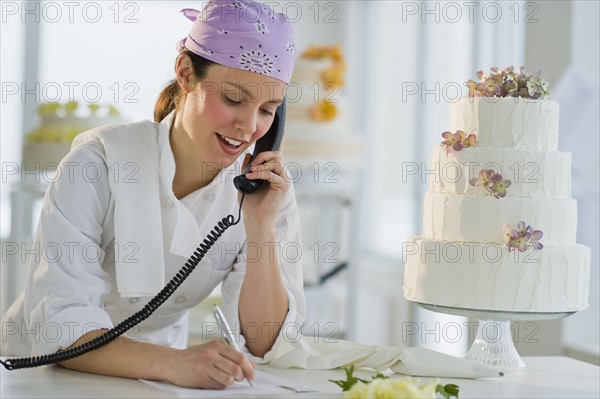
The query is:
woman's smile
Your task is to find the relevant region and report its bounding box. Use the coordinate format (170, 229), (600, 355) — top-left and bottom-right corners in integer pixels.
(216, 132), (245, 156)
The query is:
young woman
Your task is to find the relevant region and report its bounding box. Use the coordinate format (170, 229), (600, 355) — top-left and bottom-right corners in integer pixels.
(1, 0), (305, 389)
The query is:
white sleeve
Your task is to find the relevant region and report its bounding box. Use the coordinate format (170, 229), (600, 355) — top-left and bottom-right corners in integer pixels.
(221, 184), (307, 361)
(24, 144), (116, 356)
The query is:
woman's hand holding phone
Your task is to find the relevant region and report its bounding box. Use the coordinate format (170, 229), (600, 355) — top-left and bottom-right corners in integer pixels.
(239, 150), (290, 230)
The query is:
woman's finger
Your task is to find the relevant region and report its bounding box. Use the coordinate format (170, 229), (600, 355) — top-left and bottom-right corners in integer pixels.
(248, 151), (282, 168)
(240, 152), (252, 172)
(250, 161), (285, 177)
(245, 170), (289, 189)
(207, 365), (235, 389)
(218, 346), (256, 383)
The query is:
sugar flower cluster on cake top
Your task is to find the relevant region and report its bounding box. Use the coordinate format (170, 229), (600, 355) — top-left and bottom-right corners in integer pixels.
(466, 66), (550, 99)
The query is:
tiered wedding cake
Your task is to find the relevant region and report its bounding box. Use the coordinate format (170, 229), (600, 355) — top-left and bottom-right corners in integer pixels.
(284, 45), (362, 166)
(403, 67), (590, 313)
(22, 102), (124, 169)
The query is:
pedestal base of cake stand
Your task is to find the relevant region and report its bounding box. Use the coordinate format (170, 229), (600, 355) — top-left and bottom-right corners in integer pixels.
(416, 302), (575, 373)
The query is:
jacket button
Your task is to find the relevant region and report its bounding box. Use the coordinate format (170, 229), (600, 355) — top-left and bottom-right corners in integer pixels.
(128, 297), (140, 304)
(162, 197), (174, 208)
(204, 192), (215, 202)
(174, 296), (186, 304)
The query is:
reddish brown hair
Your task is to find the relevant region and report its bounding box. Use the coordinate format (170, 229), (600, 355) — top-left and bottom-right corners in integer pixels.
(153, 50), (216, 123)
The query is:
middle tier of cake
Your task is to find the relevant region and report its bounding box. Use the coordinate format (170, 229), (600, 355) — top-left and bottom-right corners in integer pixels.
(423, 192), (577, 246)
(429, 145), (571, 198)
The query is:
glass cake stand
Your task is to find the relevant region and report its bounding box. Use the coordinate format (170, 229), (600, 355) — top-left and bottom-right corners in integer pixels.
(415, 302), (575, 373)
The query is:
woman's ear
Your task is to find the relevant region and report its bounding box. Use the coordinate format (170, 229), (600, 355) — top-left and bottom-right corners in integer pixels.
(175, 54), (195, 94)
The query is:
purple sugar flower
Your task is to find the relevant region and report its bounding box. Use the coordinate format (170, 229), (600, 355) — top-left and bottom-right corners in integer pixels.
(503, 222), (544, 253)
(527, 226), (544, 250)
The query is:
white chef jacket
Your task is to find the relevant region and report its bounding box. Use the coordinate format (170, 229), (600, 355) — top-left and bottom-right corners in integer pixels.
(1, 112), (306, 358)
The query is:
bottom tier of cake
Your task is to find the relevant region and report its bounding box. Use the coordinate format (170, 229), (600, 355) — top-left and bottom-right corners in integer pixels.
(403, 238), (590, 313)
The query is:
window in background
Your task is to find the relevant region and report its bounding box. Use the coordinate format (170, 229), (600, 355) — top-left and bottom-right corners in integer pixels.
(36, 1), (190, 123)
(1, 11), (25, 239)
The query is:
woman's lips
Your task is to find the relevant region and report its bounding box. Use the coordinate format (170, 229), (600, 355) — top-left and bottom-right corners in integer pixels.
(216, 132), (244, 156)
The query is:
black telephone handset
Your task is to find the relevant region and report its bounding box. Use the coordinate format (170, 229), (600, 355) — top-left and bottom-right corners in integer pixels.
(0, 99), (287, 371)
(233, 100), (286, 194)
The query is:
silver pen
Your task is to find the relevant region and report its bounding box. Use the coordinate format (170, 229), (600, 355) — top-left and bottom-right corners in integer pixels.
(212, 304), (253, 387)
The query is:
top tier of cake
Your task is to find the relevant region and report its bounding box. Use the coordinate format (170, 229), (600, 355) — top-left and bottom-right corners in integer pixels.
(291, 58), (336, 85)
(286, 46), (346, 126)
(450, 97), (559, 151)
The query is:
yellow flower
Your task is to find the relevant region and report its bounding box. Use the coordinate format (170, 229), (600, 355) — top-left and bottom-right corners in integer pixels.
(344, 382), (370, 398)
(344, 377), (439, 399)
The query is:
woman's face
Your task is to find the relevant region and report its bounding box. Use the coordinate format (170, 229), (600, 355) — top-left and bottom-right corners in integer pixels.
(179, 63), (287, 170)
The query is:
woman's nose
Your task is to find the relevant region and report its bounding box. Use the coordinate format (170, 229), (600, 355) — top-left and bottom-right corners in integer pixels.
(233, 109), (257, 134)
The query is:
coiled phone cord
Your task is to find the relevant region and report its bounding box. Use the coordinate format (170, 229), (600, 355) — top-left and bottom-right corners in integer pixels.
(1, 194), (246, 370)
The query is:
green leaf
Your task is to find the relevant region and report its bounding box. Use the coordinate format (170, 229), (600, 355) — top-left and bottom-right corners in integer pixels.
(436, 383), (460, 398)
(328, 366), (369, 392)
(371, 373), (389, 380)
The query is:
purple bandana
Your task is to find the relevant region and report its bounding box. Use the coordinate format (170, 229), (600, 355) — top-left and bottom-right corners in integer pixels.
(177, 0), (297, 84)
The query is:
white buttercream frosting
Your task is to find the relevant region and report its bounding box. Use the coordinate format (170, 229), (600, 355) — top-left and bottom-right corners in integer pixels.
(422, 192), (577, 246)
(449, 97), (559, 151)
(403, 238), (590, 312)
(429, 145), (571, 198)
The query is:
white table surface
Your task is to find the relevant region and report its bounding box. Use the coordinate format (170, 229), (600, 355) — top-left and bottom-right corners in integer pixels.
(2, 356), (599, 398)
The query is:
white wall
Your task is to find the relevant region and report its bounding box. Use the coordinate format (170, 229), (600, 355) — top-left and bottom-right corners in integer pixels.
(572, 1), (600, 76)
(561, 0), (600, 364)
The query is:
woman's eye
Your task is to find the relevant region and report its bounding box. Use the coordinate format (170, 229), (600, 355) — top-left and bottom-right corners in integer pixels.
(261, 109), (274, 116)
(224, 96), (241, 105)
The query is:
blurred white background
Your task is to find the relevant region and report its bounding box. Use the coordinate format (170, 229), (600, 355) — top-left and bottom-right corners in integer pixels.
(1, 1), (598, 364)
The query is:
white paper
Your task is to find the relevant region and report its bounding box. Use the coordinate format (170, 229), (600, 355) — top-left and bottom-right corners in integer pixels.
(140, 369), (319, 397)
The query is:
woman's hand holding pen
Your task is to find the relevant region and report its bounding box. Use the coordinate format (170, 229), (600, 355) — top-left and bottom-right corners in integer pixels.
(164, 341), (255, 389)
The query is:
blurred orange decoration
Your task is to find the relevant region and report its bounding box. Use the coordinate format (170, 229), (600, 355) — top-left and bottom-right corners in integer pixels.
(310, 100), (338, 122)
(302, 45), (347, 89)
(301, 45), (346, 121)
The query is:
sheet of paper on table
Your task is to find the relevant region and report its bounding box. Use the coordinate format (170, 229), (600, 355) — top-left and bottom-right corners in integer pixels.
(140, 369), (320, 397)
